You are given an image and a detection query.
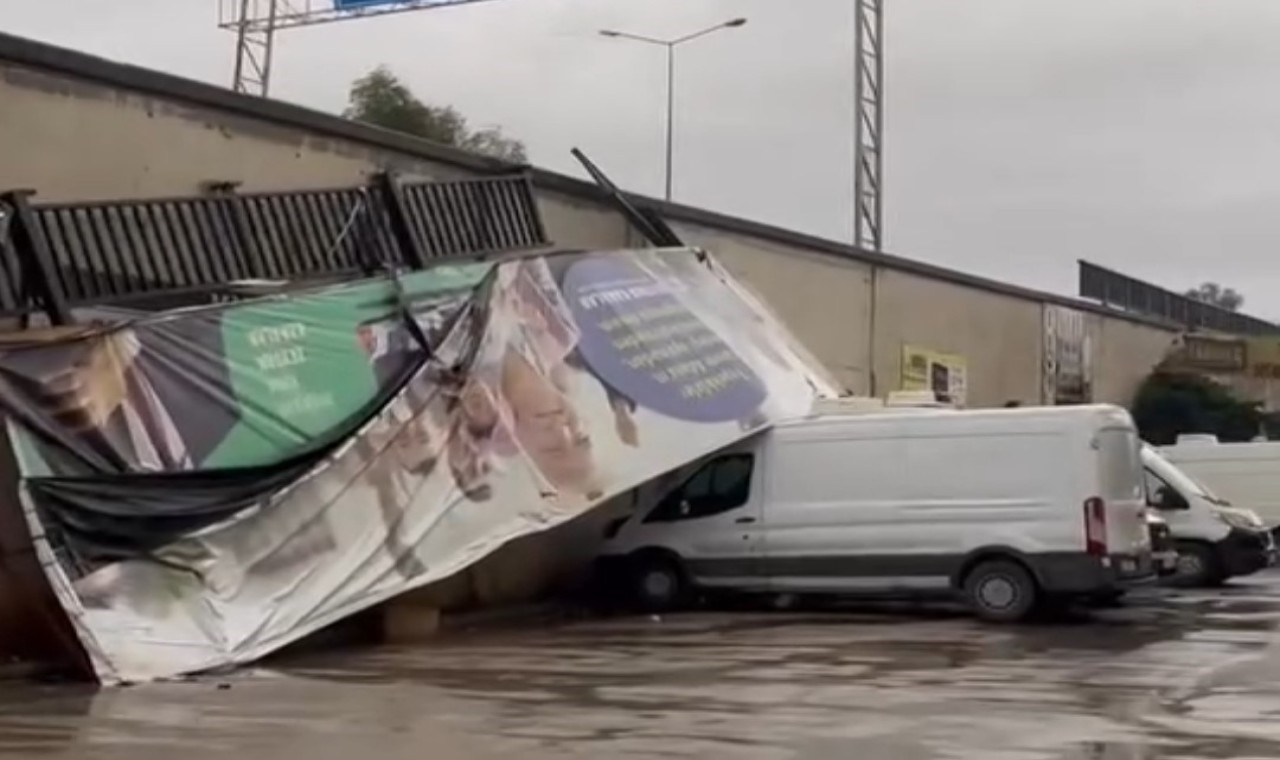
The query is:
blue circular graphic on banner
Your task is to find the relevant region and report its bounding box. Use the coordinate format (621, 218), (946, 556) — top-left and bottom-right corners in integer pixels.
(562, 256), (766, 423)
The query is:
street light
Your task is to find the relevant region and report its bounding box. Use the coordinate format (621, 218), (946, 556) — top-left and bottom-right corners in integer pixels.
(600, 17), (748, 202)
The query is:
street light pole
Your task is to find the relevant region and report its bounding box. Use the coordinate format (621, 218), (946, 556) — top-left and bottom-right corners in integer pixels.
(665, 42), (675, 201)
(600, 18), (748, 202)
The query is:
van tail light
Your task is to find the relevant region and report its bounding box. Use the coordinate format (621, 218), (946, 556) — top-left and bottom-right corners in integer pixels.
(1084, 497), (1108, 557)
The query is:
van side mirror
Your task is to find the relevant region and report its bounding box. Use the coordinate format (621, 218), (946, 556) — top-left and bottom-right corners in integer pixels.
(1156, 486), (1189, 511)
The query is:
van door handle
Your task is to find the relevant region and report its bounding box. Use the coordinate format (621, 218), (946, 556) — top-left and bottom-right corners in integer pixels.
(735, 516), (756, 524)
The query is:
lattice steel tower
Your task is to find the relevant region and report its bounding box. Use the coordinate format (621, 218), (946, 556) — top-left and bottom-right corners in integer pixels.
(853, 0), (884, 251)
(218, 0), (506, 97)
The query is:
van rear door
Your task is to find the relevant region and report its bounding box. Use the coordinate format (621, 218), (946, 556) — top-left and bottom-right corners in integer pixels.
(1095, 427), (1151, 559)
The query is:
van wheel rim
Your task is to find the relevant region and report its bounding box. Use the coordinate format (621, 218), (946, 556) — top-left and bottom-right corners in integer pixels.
(979, 576), (1017, 609)
(643, 571), (673, 599)
(1177, 554), (1203, 578)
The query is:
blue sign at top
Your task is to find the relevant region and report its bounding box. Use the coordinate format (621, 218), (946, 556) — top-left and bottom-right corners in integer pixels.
(335, 0), (406, 9)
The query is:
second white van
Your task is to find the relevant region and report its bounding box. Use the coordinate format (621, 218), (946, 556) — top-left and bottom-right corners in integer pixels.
(598, 404), (1155, 621)
(1159, 435), (1280, 531)
(1140, 444), (1275, 586)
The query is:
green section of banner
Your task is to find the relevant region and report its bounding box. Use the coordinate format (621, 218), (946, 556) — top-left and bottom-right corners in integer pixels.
(206, 264), (491, 469)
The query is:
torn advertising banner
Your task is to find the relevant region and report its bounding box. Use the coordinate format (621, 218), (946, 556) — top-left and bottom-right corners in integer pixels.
(0, 248), (835, 683)
(1042, 305), (1094, 405)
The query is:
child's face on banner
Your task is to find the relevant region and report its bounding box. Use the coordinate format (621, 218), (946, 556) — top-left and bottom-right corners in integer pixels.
(459, 380), (500, 435)
(501, 349), (596, 494)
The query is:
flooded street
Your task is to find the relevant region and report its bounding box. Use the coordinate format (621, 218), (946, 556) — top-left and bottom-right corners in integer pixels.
(7, 576), (1280, 759)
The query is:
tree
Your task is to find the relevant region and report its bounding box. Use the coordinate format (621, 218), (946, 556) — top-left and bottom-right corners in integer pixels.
(1130, 370), (1262, 445)
(1185, 282), (1244, 312)
(343, 66), (527, 163)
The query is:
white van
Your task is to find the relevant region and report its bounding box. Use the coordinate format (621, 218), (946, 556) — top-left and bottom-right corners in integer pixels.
(1140, 444), (1275, 586)
(598, 404), (1155, 622)
(1159, 435), (1280, 530)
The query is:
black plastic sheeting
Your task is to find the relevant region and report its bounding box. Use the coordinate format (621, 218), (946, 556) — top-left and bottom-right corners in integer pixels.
(2, 271), (486, 566)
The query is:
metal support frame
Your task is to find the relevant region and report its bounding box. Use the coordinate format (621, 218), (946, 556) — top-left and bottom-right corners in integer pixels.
(229, 0), (280, 96)
(377, 173), (428, 270)
(218, 0), (507, 97)
(571, 148), (684, 248)
(207, 183), (268, 280)
(853, 0), (884, 251)
(0, 175), (546, 324)
(0, 191), (71, 325)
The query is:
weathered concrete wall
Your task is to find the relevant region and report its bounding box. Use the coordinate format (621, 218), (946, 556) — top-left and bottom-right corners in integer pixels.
(536, 189), (632, 251)
(0, 64), (438, 200)
(1092, 317), (1177, 406)
(872, 269), (1044, 408)
(672, 222), (873, 394)
(0, 59), (628, 261)
(0, 42), (1190, 411)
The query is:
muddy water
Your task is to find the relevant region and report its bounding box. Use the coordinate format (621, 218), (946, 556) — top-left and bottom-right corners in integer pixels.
(5, 578), (1280, 759)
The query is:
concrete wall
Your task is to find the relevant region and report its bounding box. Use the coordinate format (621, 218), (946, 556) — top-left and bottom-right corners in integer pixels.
(0, 64), (437, 200)
(536, 189), (632, 251)
(1092, 317), (1177, 407)
(0, 58), (630, 262)
(872, 269), (1044, 408)
(0, 41), (1192, 411)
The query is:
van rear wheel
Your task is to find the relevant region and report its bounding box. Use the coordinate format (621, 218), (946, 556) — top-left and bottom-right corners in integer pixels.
(630, 554), (688, 612)
(963, 560), (1038, 622)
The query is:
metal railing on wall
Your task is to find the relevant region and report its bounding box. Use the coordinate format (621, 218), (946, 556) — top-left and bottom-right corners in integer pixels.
(1079, 260), (1279, 337)
(0, 173), (548, 325)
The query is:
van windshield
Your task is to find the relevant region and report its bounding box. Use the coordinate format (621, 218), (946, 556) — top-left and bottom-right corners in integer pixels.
(1143, 445), (1229, 505)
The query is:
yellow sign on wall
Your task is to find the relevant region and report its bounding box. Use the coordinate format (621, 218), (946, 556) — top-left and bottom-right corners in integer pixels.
(901, 345), (967, 406)
(1245, 337), (1280, 379)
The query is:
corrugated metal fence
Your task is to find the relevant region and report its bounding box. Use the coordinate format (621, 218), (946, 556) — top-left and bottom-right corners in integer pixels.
(1079, 260), (1279, 336)
(0, 173), (547, 324)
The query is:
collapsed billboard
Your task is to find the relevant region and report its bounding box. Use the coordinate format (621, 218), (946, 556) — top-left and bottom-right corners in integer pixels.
(0, 248), (834, 683)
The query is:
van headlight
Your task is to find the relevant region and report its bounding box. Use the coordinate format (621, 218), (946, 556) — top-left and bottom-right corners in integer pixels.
(1215, 511), (1262, 531)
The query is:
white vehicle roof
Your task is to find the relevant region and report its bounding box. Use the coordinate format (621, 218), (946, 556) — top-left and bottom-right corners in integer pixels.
(773, 403), (1135, 438)
(1161, 437), (1280, 463)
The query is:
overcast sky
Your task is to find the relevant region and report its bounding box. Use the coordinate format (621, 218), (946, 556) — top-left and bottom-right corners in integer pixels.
(8, 0), (1280, 315)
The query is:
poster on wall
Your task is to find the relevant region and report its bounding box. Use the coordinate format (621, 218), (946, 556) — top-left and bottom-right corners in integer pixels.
(0, 247), (836, 684)
(1244, 337), (1280, 380)
(901, 345), (967, 406)
(1043, 305), (1094, 405)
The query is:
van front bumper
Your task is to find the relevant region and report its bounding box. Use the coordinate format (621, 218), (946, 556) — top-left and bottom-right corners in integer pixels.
(1153, 549), (1180, 577)
(1215, 528), (1277, 578)
(1032, 552), (1157, 593)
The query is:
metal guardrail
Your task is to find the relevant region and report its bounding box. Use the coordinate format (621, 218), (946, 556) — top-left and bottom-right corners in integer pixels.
(0, 173), (548, 324)
(1079, 260), (1279, 336)
(0, 205), (27, 315)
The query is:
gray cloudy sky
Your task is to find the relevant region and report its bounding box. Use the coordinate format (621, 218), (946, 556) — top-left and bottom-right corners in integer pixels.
(8, 0), (1280, 315)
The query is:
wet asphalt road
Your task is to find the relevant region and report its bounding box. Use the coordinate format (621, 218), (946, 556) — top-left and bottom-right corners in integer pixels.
(7, 576), (1280, 759)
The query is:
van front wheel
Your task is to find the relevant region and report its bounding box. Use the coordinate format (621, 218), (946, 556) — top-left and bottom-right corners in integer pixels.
(1171, 541), (1223, 587)
(630, 554), (688, 612)
(963, 560), (1038, 622)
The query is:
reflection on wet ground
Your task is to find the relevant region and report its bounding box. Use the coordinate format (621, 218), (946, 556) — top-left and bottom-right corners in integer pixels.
(6, 577), (1280, 759)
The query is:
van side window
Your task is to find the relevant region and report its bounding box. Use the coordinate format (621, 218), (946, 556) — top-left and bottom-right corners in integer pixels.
(1144, 469), (1185, 511)
(645, 454), (755, 523)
